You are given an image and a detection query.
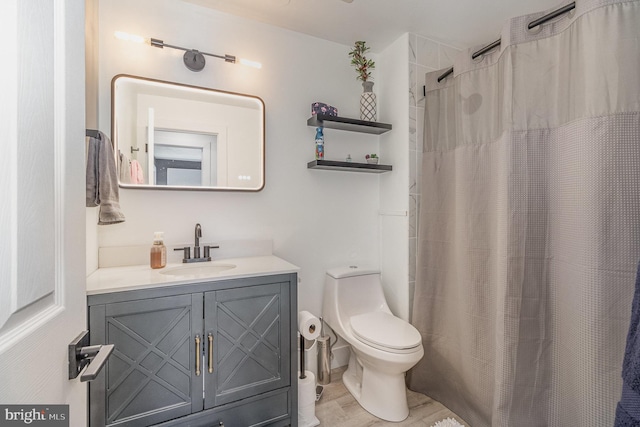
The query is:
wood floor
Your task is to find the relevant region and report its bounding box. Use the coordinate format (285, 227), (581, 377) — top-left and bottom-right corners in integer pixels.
(314, 367), (468, 427)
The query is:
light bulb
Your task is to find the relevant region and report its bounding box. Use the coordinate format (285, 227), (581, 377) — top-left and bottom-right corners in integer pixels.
(114, 31), (146, 44)
(238, 58), (262, 69)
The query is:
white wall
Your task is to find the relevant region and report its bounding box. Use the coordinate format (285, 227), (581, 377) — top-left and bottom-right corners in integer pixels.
(376, 33), (462, 321)
(92, 0), (389, 317)
(378, 34), (410, 320)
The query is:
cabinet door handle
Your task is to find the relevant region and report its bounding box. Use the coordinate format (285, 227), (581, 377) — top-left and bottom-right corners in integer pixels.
(195, 335), (201, 376)
(208, 333), (214, 374)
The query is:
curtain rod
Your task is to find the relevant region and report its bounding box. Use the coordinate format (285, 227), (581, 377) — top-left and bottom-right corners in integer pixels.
(435, 1), (576, 83)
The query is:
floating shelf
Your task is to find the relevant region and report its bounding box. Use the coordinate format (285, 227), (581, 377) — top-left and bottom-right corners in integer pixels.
(307, 160), (392, 173)
(307, 114), (392, 135)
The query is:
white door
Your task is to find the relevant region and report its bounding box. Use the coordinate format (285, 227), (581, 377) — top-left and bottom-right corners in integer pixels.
(0, 0), (88, 424)
(153, 130), (218, 186)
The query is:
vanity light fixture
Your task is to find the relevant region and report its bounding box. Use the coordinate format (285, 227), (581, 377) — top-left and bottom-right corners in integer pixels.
(114, 31), (262, 71)
(114, 31), (145, 44)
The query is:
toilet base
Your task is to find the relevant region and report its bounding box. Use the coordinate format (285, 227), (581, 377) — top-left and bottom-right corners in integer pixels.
(342, 353), (410, 422)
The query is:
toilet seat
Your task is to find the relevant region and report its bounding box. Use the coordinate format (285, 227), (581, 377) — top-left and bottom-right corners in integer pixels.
(350, 312), (422, 353)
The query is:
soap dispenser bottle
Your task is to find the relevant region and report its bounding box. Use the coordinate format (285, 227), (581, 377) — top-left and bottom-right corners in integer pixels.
(150, 232), (166, 269)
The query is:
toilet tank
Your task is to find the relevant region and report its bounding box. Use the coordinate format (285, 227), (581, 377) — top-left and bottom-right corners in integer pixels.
(322, 266), (390, 327)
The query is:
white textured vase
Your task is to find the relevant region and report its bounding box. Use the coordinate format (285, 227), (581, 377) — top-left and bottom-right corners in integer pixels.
(360, 81), (377, 122)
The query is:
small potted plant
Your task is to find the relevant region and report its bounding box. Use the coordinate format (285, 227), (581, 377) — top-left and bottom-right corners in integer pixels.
(365, 154), (379, 164)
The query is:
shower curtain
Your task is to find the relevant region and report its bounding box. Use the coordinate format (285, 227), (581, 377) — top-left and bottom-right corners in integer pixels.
(408, 1), (640, 425)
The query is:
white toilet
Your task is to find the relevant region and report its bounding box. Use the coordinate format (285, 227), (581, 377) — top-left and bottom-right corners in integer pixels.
(322, 266), (424, 422)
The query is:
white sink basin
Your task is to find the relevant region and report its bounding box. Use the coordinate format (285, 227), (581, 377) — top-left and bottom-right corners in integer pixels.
(160, 263), (236, 277)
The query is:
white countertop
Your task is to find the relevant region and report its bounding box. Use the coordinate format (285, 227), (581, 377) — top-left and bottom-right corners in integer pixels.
(86, 255), (299, 295)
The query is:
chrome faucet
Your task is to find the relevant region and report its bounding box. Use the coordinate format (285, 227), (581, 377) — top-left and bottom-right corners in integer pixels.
(174, 223), (219, 263)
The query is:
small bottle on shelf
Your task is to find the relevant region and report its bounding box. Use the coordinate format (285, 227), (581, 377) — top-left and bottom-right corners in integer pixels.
(315, 127), (324, 160)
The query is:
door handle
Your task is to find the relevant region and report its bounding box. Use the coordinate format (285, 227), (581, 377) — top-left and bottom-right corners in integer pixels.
(68, 331), (115, 382)
(195, 335), (201, 376)
(208, 333), (213, 374)
(79, 344), (115, 382)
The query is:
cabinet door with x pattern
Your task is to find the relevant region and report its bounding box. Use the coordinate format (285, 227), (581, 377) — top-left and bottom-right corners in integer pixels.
(204, 282), (291, 409)
(89, 293), (204, 427)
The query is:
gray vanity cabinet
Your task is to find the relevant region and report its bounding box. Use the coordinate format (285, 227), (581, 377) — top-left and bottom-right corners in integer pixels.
(88, 274), (297, 427)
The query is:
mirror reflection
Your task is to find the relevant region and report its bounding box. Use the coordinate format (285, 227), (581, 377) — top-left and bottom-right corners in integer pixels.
(112, 75), (265, 191)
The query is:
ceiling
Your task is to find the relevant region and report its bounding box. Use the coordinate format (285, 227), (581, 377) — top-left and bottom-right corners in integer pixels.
(181, 0), (565, 51)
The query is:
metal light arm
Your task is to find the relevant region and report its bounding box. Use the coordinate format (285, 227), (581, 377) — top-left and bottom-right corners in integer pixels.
(150, 38), (235, 71)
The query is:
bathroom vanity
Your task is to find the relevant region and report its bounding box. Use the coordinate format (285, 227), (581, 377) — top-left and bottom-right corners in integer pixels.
(86, 256), (298, 427)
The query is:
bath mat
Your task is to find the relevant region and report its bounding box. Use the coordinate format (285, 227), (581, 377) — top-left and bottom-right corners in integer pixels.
(431, 417), (464, 427)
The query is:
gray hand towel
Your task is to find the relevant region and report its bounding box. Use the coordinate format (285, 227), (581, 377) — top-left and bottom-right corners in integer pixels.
(85, 131), (125, 225)
(86, 137), (99, 207)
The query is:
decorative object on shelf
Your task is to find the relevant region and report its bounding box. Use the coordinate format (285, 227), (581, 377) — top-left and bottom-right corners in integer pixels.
(360, 81), (377, 121)
(311, 102), (338, 117)
(315, 127), (325, 160)
(349, 41), (377, 122)
(365, 154), (379, 164)
(346, 154), (352, 162)
(349, 41), (375, 81)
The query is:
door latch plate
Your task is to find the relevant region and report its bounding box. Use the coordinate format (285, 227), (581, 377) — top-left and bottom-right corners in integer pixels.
(68, 331), (91, 380)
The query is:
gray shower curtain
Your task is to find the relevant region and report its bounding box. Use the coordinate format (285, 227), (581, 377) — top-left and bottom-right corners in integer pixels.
(408, 1), (640, 425)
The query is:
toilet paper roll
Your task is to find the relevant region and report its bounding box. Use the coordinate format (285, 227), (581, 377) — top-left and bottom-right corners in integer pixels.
(298, 370), (320, 427)
(298, 370), (316, 407)
(298, 311), (320, 340)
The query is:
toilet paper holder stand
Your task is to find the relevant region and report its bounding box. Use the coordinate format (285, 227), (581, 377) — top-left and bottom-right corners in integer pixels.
(299, 333), (308, 380)
(299, 324), (314, 380)
(299, 332), (325, 401)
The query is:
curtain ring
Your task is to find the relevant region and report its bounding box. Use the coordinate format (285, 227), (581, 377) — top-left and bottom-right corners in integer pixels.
(472, 53), (485, 64)
(527, 22), (543, 35)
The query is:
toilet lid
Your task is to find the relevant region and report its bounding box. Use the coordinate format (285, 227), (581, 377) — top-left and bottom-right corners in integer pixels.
(350, 312), (422, 350)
